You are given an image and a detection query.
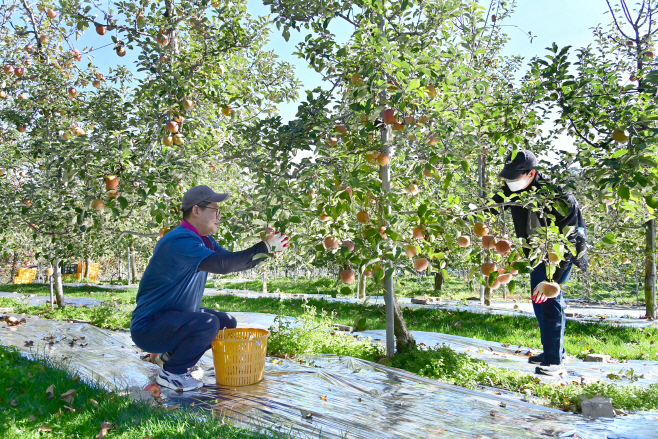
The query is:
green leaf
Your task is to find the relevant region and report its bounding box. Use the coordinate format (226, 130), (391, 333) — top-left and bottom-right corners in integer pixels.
(418, 203), (427, 218)
(340, 286), (351, 296)
(645, 195), (658, 209)
(508, 280), (516, 295)
(118, 197), (128, 209)
(618, 185), (630, 201)
(354, 316), (367, 331)
(373, 267), (384, 282)
(602, 233), (617, 246)
(442, 172), (453, 190)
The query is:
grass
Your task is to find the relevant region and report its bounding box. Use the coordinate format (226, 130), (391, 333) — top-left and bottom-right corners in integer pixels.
(266, 304), (658, 413)
(201, 294), (658, 362)
(216, 276), (481, 300)
(388, 343), (658, 413)
(0, 346), (294, 439)
(214, 271), (644, 304)
(1, 282), (657, 416)
(1, 281), (657, 361)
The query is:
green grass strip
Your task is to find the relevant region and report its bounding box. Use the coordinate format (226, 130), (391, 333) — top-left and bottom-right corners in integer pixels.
(0, 345), (300, 438)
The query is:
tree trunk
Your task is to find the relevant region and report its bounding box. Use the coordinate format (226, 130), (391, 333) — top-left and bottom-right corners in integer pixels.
(434, 271), (443, 291)
(393, 295), (415, 352)
(84, 257), (91, 278)
(118, 260), (123, 281)
(130, 246), (138, 280)
(645, 219), (657, 318)
(10, 251), (18, 283)
(52, 258), (65, 309)
(484, 285), (491, 306)
(262, 271), (267, 294)
(358, 273), (367, 300)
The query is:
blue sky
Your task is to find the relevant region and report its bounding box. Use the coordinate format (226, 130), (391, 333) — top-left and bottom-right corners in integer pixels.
(245, 0), (613, 123)
(79, 0), (613, 129)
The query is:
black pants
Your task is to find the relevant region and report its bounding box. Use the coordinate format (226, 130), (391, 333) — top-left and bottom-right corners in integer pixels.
(530, 262), (573, 365)
(132, 307), (237, 374)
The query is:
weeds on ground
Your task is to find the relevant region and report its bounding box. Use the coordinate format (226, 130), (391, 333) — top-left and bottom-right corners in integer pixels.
(204, 295), (658, 361)
(264, 306), (658, 413)
(0, 298), (132, 330)
(1, 281), (656, 361)
(268, 302), (384, 362)
(0, 345), (289, 439)
(389, 344), (658, 413)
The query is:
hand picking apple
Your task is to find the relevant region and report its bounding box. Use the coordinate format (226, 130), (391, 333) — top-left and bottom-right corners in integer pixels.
(264, 231), (290, 254)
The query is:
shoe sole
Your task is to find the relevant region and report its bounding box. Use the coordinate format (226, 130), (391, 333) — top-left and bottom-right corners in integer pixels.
(155, 375), (202, 392)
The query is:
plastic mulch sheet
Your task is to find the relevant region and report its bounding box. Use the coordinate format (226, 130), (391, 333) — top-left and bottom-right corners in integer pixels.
(205, 288), (658, 328)
(1, 313), (657, 439)
(0, 291), (104, 307)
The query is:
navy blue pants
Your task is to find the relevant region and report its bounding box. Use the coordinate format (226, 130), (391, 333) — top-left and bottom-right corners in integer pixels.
(132, 307), (237, 374)
(529, 262), (573, 365)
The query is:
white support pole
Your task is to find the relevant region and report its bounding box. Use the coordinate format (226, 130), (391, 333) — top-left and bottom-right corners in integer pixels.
(478, 154), (486, 305)
(49, 269), (54, 311)
(127, 246), (132, 286)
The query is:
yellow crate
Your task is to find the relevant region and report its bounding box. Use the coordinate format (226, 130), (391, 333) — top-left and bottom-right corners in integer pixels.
(211, 328), (269, 387)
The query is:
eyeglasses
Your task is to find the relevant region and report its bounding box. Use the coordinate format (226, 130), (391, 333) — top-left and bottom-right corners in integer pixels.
(199, 206), (221, 219)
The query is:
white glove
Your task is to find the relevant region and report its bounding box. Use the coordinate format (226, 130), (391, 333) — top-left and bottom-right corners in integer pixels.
(264, 231), (290, 253)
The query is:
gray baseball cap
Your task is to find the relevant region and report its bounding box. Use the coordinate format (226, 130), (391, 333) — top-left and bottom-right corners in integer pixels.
(181, 185), (229, 211)
(497, 149), (538, 179)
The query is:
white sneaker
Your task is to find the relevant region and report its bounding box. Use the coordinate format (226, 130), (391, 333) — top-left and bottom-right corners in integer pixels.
(156, 370), (203, 391)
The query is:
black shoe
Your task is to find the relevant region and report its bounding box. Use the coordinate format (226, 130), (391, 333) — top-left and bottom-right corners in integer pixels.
(528, 351), (567, 365)
(535, 363), (566, 376)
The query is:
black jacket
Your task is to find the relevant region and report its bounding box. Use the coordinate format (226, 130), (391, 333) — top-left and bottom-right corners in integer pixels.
(492, 172), (588, 280)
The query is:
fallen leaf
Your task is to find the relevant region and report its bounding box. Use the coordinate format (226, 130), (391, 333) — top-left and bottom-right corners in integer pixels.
(38, 425), (52, 432)
(28, 414), (36, 421)
(166, 404), (180, 411)
(63, 405), (75, 412)
(60, 389), (77, 399)
(24, 340), (34, 347)
(10, 399), (17, 407)
(96, 422), (113, 439)
(89, 399), (99, 407)
(71, 376), (80, 382)
(319, 395), (327, 401)
(300, 409), (312, 419)
(61, 389), (77, 404)
(46, 384), (54, 399)
(272, 359), (282, 365)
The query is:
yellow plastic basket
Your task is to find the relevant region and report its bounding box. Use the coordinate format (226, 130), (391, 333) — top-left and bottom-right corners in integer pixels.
(211, 328), (269, 387)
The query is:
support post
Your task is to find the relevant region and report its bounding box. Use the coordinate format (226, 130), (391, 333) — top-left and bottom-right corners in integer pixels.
(127, 246), (132, 286)
(49, 269), (54, 311)
(379, 80), (395, 358)
(478, 154), (486, 305)
(645, 219), (657, 318)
